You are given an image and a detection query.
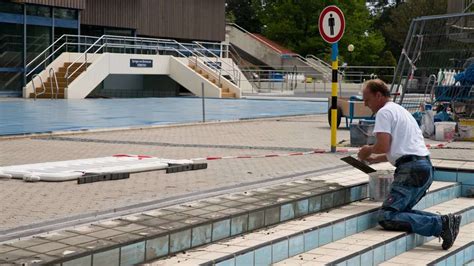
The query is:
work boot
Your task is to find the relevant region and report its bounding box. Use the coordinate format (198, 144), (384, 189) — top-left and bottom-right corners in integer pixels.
(440, 214), (462, 250)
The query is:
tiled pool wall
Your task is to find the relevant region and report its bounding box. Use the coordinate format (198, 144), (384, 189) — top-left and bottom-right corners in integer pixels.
(431, 243), (473, 266)
(434, 167), (474, 197)
(210, 184), (466, 266)
(44, 183), (368, 265)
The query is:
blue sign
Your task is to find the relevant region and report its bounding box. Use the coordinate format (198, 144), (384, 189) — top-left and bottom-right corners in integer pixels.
(130, 59), (153, 68)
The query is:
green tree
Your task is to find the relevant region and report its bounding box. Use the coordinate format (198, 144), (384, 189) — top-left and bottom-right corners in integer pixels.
(375, 0), (448, 60)
(257, 0), (386, 66)
(226, 0), (263, 33)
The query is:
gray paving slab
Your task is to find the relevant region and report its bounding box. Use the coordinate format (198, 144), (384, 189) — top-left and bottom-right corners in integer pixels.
(0, 114), (472, 236)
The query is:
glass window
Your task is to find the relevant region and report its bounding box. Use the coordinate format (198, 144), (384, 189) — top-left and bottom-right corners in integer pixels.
(0, 1), (23, 14)
(81, 24), (104, 37)
(0, 22), (23, 68)
(26, 4), (51, 18)
(26, 25), (51, 64)
(54, 27), (77, 42)
(0, 21), (23, 92)
(0, 72), (22, 92)
(54, 7), (77, 20)
(105, 27), (133, 37)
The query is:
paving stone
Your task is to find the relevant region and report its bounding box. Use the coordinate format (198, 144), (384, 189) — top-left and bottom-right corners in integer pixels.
(158, 221), (188, 231)
(106, 232), (144, 244)
(6, 238), (50, 249)
(76, 239), (117, 251)
(0, 245), (17, 254)
(86, 228), (125, 239)
(37, 231), (79, 241)
(57, 235), (98, 246)
(136, 217), (172, 227)
(11, 253), (58, 265)
(0, 249), (38, 262)
(45, 246), (88, 258)
(24, 242), (69, 254)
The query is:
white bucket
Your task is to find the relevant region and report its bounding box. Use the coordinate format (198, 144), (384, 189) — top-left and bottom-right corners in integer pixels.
(369, 170), (394, 202)
(434, 122), (457, 141)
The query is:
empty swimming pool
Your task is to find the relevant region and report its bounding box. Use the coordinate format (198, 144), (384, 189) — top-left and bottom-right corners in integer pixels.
(0, 97), (328, 136)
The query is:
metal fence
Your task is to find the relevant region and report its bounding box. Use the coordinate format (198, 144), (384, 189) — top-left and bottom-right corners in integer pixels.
(390, 12), (474, 117)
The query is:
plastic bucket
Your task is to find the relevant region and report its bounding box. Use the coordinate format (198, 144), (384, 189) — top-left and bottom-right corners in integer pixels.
(369, 170), (394, 201)
(434, 122), (457, 141)
(350, 120), (375, 147)
(458, 119), (474, 141)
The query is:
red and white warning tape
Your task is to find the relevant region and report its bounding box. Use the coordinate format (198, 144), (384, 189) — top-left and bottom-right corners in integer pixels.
(190, 142), (451, 162)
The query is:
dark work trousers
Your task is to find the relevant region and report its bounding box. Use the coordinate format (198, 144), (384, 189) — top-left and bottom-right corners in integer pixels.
(378, 159), (443, 236)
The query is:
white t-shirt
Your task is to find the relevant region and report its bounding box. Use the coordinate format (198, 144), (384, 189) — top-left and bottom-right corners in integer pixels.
(373, 101), (429, 166)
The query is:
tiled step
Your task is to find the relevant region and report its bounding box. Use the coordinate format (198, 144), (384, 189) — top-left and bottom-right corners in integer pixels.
(149, 182), (462, 265)
(275, 198), (473, 266)
(381, 222), (473, 266)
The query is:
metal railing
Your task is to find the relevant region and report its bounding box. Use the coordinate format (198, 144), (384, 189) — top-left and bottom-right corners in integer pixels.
(25, 35), (100, 81)
(193, 41), (240, 87)
(228, 23), (331, 80)
(49, 67), (59, 99)
(31, 74), (46, 100)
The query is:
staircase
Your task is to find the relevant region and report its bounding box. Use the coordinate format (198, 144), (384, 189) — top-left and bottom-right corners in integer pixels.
(0, 161), (472, 265)
(30, 62), (90, 99)
(188, 61), (237, 98)
(148, 162), (474, 266)
(226, 23), (330, 80)
(23, 35), (244, 99)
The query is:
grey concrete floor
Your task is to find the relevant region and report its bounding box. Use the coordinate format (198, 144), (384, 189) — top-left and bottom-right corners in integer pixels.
(0, 114), (472, 233)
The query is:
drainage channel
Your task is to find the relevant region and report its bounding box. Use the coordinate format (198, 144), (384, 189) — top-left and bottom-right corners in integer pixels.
(0, 164), (351, 243)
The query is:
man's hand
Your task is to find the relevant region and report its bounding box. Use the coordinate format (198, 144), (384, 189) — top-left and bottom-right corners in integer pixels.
(365, 154), (388, 164)
(357, 145), (372, 161)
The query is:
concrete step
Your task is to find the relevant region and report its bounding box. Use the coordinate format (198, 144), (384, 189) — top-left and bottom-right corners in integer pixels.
(381, 222), (474, 266)
(149, 181), (463, 265)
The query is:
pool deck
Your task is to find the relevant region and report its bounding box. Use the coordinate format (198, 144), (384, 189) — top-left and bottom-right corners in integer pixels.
(0, 113), (473, 240)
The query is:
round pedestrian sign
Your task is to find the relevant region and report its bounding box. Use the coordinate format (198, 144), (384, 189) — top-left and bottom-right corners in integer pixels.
(319, 5), (345, 43)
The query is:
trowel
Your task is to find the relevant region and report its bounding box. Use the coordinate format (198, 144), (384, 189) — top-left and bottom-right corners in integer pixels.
(340, 156), (376, 174)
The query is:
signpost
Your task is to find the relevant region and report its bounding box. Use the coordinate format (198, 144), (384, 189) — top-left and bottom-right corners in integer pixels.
(319, 5), (345, 152)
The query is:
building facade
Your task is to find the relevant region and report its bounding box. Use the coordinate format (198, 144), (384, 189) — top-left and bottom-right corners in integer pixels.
(0, 0), (225, 95)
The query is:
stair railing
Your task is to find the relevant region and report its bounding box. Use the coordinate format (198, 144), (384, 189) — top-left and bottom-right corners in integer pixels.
(193, 41), (241, 87)
(31, 74), (46, 100)
(65, 35), (108, 87)
(227, 23), (284, 54)
(49, 67), (59, 99)
(25, 35), (100, 81)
